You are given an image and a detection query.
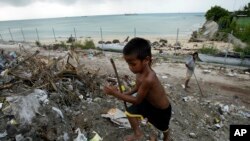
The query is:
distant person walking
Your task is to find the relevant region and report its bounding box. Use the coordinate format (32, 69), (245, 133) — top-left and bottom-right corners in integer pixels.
(184, 52), (198, 89)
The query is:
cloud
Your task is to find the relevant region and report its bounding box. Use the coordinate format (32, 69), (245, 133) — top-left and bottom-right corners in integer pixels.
(0, 0), (80, 6)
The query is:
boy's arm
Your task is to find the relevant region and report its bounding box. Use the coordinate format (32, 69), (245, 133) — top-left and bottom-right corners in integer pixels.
(123, 85), (138, 95)
(104, 79), (150, 105)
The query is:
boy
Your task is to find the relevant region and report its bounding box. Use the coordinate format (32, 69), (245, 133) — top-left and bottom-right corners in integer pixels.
(104, 38), (172, 141)
(184, 52), (198, 89)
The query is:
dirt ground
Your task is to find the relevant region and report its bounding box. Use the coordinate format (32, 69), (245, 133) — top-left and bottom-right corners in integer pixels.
(0, 43), (250, 141)
(79, 51), (250, 141)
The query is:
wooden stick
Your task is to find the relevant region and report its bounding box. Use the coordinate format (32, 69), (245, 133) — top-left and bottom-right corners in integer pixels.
(110, 58), (128, 110)
(193, 72), (204, 96)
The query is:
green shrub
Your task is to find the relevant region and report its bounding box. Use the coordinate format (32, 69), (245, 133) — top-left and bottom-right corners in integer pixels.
(35, 41), (41, 47)
(53, 41), (68, 50)
(205, 6), (229, 22)
(233, 24), (250, 44)
(199, 45), (219, 55)
(218, 16), (232, 30)
(71, 39), (95, 49)
(83, 39), (95, 49)
(233, 45), (250, 57)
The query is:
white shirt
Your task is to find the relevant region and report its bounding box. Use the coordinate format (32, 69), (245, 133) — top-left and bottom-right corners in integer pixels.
(186, 56), (195, 71)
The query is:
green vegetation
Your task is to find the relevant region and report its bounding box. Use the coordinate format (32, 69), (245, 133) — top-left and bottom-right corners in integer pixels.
(71, 39), (95, 49)
(205, 6), (229, 22)
(236, 17), (250, 26)
(199, 44), (219, 55)
(233, 45), (250, 58)
(205, 3), (250, 56)
(35, 40), (41, 47)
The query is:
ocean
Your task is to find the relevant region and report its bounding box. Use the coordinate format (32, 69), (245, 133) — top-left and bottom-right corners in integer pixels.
(0, 13), (205, 42)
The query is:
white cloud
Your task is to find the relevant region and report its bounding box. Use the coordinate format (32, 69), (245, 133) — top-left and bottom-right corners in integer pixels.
(0, 0), (249, 21)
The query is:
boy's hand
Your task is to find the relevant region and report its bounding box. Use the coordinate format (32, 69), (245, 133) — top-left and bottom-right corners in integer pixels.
(103, 85), (119, 96)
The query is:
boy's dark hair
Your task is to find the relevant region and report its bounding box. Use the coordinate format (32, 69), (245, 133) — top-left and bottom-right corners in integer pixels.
(193, 52), (198, 56)
(123, 37), (151, 61)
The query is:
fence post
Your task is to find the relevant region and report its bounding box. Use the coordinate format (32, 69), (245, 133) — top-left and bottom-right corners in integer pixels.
(21, 28), (26, 42)
(8, 28), (14, 41)
(100, 27), (103, 50)
(74, 27), (77, 41)
(0, 34), (3, 41)
(134, 27), (136, 37)
(52, 28), (56, 42)
(176, 28), (179, 44)
(36, 28), (40, 42)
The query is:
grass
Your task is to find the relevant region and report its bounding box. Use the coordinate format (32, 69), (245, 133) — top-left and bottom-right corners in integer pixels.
(199, 44), (219, 55)
(35, 41), (42, 47)
(233, 45), (250, 57)
(71, 39), (95, 49)
(236, 17), (250, 27)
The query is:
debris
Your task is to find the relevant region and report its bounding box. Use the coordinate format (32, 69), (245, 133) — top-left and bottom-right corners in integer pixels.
(5, 90), (42, 124)
(52, 107), (64, 119)
(218, 105), (229, 115)
(101, 108), (131, 128)
(227, 72), (237, 77)
(189, 132), (197, 138)
(162, 76), (168, 79)
(15, 134), (24, 141)
(89, 131), (103, 141)
(74, 128), (87, 141)
(0, 130), (7, 138)
(182, 96), (193, 102)
(0, 103), (2, 109)
(203, 69), (211, 73)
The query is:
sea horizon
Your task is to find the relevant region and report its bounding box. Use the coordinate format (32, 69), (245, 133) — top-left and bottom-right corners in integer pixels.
(0, 12), (205, 22)
(0, 13), (206, 42)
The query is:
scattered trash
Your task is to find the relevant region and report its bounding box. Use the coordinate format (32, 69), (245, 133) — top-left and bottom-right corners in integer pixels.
(4, 90), (42, 124)
(181, 84), (185, 89)
(227, 72), (237, 77)
(203, 69), (211, 73)
(101, 108), (131, 128)
(182, 96), (193, 102)
(52, 107), (64, 119)
(74, 128), (87, 141)
(89, 131), (103, 141)
(162, 76), (168, 79)
(218, 105), (229, 115)
(189, 132), (197, 138)
(0, 103), (2, 109)
(0, 131), (7, 138)
(15, 134), (24, 141)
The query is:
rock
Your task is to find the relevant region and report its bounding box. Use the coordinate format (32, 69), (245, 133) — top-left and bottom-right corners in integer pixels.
(159, 39), (168, 44)
(112, 39), (120, 43)
(189, 132), (197, 138)
(105, 41), (111, 44)
(98, 41), (105, 44)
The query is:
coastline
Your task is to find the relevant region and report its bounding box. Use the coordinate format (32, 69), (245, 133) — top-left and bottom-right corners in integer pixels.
(0, 34), (234, 55)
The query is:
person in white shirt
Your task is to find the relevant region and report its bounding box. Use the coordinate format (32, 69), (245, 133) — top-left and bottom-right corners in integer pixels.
(184, 52), (198, 89)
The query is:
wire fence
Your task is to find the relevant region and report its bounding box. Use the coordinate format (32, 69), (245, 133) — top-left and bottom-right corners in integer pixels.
(0, 26), (190, 43)
(0, 27), (143, 43)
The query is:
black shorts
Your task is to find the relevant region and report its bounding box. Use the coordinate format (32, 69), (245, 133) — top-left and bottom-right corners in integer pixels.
(125, 100), (172, 132)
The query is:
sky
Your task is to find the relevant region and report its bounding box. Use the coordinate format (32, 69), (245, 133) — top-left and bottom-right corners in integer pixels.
(0, 0), (249, 21)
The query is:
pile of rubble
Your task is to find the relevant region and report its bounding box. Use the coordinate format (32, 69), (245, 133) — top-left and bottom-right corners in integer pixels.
(0, 48), (113, 140)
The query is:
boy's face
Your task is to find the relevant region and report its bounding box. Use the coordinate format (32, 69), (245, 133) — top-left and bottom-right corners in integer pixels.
(193, 54), (198, 60)
(123, 54), (149, 74)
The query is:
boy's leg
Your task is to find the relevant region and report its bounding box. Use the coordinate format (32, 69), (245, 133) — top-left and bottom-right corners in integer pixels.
(163, 129), (170, 141)
(185, 78), (190, 88)
(124, 116), (143, 141)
